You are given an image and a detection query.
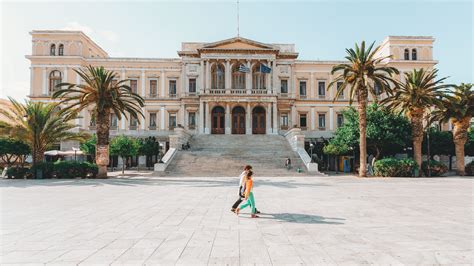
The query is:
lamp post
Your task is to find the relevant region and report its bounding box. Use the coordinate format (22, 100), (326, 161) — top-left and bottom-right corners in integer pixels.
(426, 112), (432, 177)
(309, 142), (314, 163)
(23, 114), (37, 178)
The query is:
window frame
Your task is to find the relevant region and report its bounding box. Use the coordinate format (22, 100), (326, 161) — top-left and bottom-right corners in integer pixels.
(169, 80), (177, 97)
(318, 81), (326, 98)
(318, 113), (326, 130)
(299, 80), (307, 98)
(299, 113), (307, 130)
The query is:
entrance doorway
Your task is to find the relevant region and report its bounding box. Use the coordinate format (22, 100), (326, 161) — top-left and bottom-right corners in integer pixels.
(211, 106), (225, 134)
(252, 106), (266, 134)
(232, 106), (246, 134)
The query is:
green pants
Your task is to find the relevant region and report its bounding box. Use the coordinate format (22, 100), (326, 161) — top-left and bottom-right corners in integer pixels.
(240, 192), (256, 214)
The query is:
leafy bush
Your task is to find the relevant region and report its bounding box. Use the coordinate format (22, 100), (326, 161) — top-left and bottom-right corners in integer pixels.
(30, 162), (55, 179)
(6, 167), (31, 179)
(421, 160), (448, 177)
(54, 161), (98, 179)
(466, 161), (474, 176)
(373, 158), (417, 177)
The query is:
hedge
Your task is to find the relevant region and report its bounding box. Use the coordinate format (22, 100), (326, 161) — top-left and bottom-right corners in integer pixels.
(373, 158), (417, 177)
(6, 161), (98, 179)
(421, 160), (448, 177)
(466, 161), (474, 176)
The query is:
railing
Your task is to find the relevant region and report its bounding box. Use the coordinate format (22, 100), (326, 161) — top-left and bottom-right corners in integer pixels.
(149, 126), (157, 130)
(204, 88), (273, 95)
(129, 125), (138, 130)
(318, 95), (326, 99)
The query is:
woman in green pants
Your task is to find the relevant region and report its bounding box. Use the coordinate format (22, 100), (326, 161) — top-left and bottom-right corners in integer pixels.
(236, 170), (259, 218)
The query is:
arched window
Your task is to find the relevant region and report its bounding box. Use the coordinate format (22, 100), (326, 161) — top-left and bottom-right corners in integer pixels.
(50, 44), (56, 56)
(232, 63), (246, 90)
(211, 63), (225, 90)
(58, 44), (64, 56)
(404, 49), (409, 60)
(252, 63), (266, 90)
(411, 49), (417, 60)
(49, 70), (62, 94)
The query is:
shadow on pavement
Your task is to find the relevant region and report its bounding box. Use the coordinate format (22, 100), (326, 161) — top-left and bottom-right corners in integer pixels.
(240, 212), (345, 224)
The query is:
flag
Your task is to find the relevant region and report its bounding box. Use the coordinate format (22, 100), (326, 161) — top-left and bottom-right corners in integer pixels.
(260, 64), (271, 73)
(238, 64), (250, 73)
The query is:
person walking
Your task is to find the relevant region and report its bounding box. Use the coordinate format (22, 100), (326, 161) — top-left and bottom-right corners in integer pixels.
(235, 170), (258, 218)
(231, 165), (260, 213)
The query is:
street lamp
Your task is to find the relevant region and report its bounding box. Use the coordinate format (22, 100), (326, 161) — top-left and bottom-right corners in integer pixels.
(309, 142), (314, 163)
(426, 112), (432, 177)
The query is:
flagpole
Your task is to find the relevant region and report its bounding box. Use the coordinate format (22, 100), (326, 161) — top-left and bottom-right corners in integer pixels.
(237, 0), (240, 37)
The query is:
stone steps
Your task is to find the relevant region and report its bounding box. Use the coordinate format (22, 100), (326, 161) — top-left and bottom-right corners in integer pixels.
(164, 135), (310, 177)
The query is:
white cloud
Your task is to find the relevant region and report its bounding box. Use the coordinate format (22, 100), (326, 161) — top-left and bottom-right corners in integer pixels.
(62, 21), (119, 43)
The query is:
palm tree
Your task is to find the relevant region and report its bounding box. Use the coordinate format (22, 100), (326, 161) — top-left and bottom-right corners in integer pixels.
(0, 98), (86, 168)
(52, 65), (144, 178)
(329, 41), (399, 177)
(381, 68), (452, 176)
(432, 83), (474, 175)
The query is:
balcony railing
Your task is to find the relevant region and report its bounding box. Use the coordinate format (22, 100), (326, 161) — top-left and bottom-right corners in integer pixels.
(149, 125), (157, 130)
(203, 88), (273, 95)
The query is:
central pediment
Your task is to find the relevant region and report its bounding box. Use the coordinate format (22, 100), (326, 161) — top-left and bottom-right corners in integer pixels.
(201, 37), (276, 50)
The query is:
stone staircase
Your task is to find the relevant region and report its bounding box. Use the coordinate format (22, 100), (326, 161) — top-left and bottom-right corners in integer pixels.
(164, 134), (311, 177)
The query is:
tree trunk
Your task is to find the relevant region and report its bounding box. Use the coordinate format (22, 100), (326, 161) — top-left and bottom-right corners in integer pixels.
(122, 156), (125, 174)
(410, 109), (424, 177)
(95, 108), (111, 178)
(452, 117), (471, 176)
(358, 90), (368, 177)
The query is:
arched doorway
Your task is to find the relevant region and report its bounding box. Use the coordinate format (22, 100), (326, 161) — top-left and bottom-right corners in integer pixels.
(252, 106), (266, 134)
(232, 106), (246, 134)
(211, 106), (225, 134)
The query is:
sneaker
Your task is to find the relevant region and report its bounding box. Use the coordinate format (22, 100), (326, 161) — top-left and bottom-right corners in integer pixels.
(251, 214), (259, 218)
(231, 208), (236, 213)
(235, 208), (240, 215)
(256, 210), (261, 214)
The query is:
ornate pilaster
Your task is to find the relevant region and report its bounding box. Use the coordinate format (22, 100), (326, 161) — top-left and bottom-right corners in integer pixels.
(246, 102), (251, 134)
(225, 103), (231, 134)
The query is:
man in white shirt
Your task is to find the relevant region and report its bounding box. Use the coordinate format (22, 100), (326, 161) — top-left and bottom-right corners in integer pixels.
(231, 165), (260, 213)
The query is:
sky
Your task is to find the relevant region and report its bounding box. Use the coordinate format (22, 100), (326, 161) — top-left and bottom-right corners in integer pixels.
(1, 0), (472, 100)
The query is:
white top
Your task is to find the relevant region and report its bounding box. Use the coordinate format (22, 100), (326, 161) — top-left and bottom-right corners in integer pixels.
(239, 171), (246, 186)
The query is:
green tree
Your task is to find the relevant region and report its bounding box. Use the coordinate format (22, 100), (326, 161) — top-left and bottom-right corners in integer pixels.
(324, 104), (411, 160)
(431, 83), (474, 175)
(110, 135), (140, 174)
(422, 128), (454, 157)
(80, 134), (97, 161)
(329, 41), (399, 177)
(52, 65), (144, 178)
(0, 138), (30, 167)
(0, 98), (86, 169)
(138, 137), (162, 170)
(381, 68), (451, 176)
(465, 127), (474, 156)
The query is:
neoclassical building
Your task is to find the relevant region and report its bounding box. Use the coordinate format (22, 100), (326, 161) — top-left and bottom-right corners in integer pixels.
(27, 30), (437, 146)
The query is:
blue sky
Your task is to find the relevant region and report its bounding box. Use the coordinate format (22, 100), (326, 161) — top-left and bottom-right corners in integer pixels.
(1, 0), (472, 100)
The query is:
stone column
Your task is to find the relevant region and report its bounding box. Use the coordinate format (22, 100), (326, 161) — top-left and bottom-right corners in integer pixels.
(225, 103), (231, 134)
(121, 115), (125, 130)
(246, 60), (252, 94)
(63, 67), (68, 83)
(311, 107), (316, 130)
(76, 70), (81, 84)
(179, 103), (185, 127)
(141, 70), (146, 97)
(160, 106), (165, 130)
(205, 102), (211, 134)
(329, 107), (334, 131)
(206, 60), (211, 90)
(291, 104), (297, 128)
(328, 74), (333, 100)
(200, 60), (204, 93)
(272, 60), (277, 94)
(272, 102), (278, 134)
(246, 102), (251, 134)
(225, 59), (230, 91)
(141, 108), (145, 130)
(199, 101), (204, 134)
(181, 63), (186, 97)
(288, 64), (293, 98)
(30, 67), (35, 96)
(266, 60), (271, 93)
(161, 70), (165, 97)
(266, 103), (272, 134)
(42, 68), (47, 95)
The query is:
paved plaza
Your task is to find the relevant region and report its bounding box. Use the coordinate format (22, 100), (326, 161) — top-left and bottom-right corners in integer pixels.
(0, 174), (473, 265)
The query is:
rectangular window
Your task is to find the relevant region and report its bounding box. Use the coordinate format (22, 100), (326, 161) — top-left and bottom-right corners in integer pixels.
(189, 78), (196, 94)
(337, 82), (344, 99)
(337, 113), (344, 128)
(318, 113), (326, 129)
(299, 81), (307, 97)
(89, 112), (96, 127)
(130, 116), (138, 129)
(299, 113), (307, 129)
(188, 112), (196, 129)
(130, 79), (138, 94)
(149, 113), (157, 128)
(281, 80), (288, 94)
(149, 80), (158, 97)
(169, 80), (177, 97)
(281, 114), (289, 129)
(169, 113), (177, 130)
(318, 81), (326, 98)
(110, 113), (118, 129)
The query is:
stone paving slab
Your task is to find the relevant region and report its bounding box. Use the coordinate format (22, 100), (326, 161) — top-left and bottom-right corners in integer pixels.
(0, 175), (472, 265)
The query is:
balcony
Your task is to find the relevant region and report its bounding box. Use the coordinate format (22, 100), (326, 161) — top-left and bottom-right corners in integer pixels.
(203, 88), (273, 95)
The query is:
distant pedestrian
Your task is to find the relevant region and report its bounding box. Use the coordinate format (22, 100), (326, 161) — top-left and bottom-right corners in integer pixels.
(235, 170), (258, 218)
(285, 157), (292, 170)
